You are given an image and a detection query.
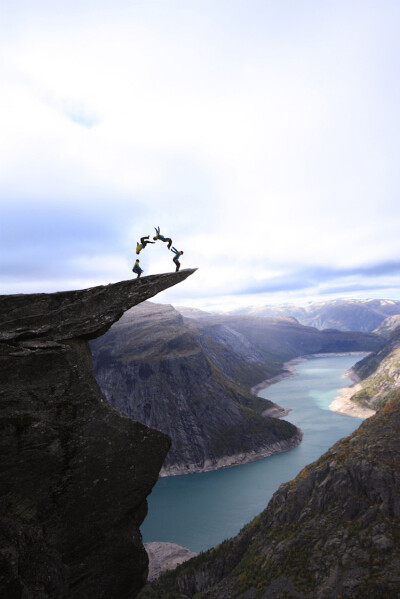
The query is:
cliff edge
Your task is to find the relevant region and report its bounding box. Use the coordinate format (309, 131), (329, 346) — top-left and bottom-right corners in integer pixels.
(0, 270), (195, 598)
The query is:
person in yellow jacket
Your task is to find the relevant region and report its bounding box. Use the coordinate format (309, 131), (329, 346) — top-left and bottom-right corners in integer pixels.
(171, 247), (184, 272)
(153, 226), (172, 249)
(132, 259), (143, 278)
(136, 235), (155, 255)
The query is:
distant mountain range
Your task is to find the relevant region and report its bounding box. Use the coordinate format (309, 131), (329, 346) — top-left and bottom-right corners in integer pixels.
(90, 301), (382, 475)
(199, 298), (400, 332)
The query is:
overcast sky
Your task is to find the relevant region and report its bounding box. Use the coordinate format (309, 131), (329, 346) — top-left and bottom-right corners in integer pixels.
(1, 0), (400, 311)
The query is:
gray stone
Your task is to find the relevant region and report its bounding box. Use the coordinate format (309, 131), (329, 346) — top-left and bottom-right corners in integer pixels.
(0, 271), (195, 598)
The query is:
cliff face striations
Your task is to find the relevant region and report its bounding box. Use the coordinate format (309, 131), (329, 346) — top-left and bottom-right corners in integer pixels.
(141, 395), (400, 598)
(0, 270), (195, 599)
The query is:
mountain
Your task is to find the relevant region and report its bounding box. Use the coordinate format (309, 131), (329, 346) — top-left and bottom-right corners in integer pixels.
(222, 298), (400, 332)
(193, 313), (382, 360)
(139, 395), (400, 598)
(0, 270), (195, 598)
(349, 325), (400, 411)
(90, 302), (302, 476)
(91, 302), (382, 475)
(373, 313), (400, 338)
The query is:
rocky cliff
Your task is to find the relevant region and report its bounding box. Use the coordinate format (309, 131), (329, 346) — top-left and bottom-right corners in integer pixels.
(90, 302), (301, 476)
(140, 395), (400, 598)
(0, 270), (195, 598)
(350, 325), (400, 410)
(373, 314), (400, 338)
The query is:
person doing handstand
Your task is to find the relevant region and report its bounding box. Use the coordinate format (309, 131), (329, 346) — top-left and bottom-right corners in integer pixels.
(171, 247), (184, 272)
(153, 226), (172, 249)
(136, 235), (155, 255)
(132, 259), (143, 278)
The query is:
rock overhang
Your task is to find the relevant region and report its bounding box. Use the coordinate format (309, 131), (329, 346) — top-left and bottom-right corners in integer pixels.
(0, 269), (197, 342)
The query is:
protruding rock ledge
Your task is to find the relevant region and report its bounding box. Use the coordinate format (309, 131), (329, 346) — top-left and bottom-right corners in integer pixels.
(0, 269), (197, 342)
(0, 270), (196, 598)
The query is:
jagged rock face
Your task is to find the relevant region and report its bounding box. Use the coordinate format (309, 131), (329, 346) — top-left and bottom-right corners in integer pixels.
(90, 302), (301, 476)
(141, 396), (400, 599)
(351, 326), (400, 410)
(0, 271), (195, 598)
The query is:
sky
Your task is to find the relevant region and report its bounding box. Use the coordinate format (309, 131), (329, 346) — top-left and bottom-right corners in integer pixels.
(1, 0), (400, 311)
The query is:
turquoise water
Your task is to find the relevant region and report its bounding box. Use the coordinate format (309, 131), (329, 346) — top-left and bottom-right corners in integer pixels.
(141, 354), (367, 553)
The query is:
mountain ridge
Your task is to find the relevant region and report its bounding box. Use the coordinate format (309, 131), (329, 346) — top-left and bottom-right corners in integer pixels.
(91, 301), (382, 475)
(91, 302), (302, 476)
(185, 298), (400, 332)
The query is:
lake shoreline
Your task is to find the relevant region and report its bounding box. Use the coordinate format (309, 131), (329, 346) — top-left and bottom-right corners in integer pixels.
(251, 351), (374, 420)
(329, 368), (376, 419)
(251, 351), (369, 395)
(160, 353), (367, 477)
(160, 430), (303, 477)
(142, 354), (368, 553)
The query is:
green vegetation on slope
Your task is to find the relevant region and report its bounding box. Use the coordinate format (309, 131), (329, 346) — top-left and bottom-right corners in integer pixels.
(139, 396), (400, 598)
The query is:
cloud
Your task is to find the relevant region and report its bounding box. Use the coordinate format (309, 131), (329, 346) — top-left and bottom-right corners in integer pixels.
(50, 97), (100, 128)
(1, 1), (400, 307)
(234, 262), (400, 296)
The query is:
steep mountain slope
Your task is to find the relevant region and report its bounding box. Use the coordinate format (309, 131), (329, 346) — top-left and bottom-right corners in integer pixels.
(350, 326), (400, 410)
(203, 314), (381, 360)
(91, 302), (382, 475)
(373, 313), (400, 338)
(91, 302), (301, 476)
(140, 396), (400, 598)
(0, 271), (195, 598)
(220, 298), (400, 332)
(180, 311), (382, 368)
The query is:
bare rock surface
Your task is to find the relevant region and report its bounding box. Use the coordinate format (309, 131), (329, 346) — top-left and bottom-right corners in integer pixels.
(0, 270), (195, 598)
(144, 542), (198, 581)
